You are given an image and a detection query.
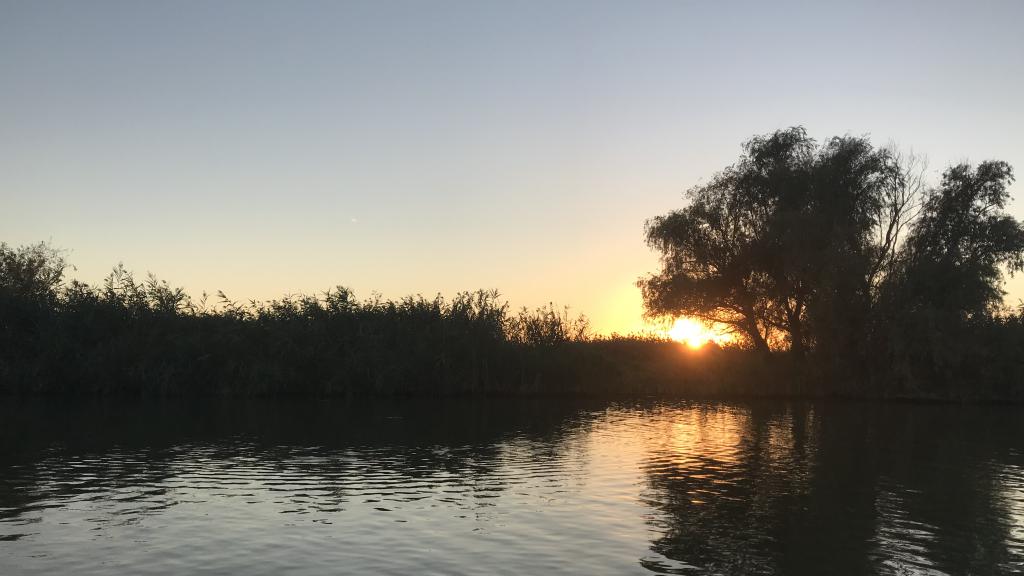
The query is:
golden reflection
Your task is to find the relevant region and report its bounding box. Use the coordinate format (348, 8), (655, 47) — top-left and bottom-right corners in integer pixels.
(643, 407), (746, 470)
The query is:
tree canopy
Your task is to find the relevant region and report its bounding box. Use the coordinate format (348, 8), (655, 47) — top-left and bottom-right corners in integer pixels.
(640, 127), (1024, 369)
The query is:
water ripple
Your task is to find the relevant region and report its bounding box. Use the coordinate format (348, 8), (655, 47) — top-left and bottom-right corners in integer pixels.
(1, 400), (1022, 575)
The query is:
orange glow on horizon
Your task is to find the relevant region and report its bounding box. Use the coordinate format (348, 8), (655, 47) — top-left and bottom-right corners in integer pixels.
(666, 317), (733, 349)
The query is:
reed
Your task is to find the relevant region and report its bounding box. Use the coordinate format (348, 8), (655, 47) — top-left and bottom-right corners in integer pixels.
(1, 242), (1021, 400)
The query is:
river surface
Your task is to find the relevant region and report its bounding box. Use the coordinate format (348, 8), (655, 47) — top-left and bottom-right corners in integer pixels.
(1, 399), (1022, 575)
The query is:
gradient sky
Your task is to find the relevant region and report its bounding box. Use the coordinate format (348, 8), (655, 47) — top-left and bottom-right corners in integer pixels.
(3, 0), (1023, 334)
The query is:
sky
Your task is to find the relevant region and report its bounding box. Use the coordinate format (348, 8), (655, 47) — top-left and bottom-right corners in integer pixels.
(2, 0), (1023, 334)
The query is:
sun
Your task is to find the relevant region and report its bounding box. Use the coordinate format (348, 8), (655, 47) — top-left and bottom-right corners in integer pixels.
(667, 317), (729, 349)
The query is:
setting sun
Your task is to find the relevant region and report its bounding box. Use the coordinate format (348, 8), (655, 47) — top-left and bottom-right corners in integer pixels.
(667, 318), (731, 349)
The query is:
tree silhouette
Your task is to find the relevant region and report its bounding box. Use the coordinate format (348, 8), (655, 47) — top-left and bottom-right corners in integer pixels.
(639, 127), (913, 354)
(890, 161), (1024, 317)
(878, 161), (1024, 391)
(642, 127), (1024, 394)
(0, 242), (66, 304)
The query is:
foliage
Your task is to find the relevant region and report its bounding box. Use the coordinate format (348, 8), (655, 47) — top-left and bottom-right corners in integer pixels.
(0, 242), (67, 303)
(887, 161), (1024, 318)
(507, 303), (590, 346)
(639, 128), (915, 356)
(641, 128), (1024, 396)
(3, 131), (1023, 400)
(0, 245), (611, 396)
(875, 162), (1024, 396)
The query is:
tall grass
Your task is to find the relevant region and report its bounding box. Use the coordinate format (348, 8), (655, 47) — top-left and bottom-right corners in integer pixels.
(2, 242), (1021, 400)
(0, 242), (673, 396)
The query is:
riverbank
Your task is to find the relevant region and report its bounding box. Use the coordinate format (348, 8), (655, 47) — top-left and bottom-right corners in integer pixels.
(4, 330), (1022, 402)
(3, 242), (1022, 402)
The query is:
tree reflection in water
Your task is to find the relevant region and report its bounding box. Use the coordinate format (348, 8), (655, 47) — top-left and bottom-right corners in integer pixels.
(1, 399), (1022, 575)
(640, 402), (1024, 575)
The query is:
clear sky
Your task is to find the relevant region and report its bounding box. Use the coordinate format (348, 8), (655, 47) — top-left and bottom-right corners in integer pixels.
(2, 0), (1023, 334)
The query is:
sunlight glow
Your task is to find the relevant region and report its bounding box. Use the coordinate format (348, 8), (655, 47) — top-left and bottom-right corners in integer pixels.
(666, 318), (732, 349)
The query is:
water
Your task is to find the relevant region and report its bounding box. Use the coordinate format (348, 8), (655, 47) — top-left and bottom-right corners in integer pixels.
(1, 399), (1022, 575)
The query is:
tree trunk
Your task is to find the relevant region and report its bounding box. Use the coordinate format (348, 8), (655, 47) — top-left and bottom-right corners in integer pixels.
(745, 320), (770, 353)
(787, 312), (805, 356)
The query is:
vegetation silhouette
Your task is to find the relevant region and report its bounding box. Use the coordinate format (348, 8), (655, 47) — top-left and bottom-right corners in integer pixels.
(640, 127), (1024, 399)
(2, 127), (1023, 399)
(1, 242), (731, 396)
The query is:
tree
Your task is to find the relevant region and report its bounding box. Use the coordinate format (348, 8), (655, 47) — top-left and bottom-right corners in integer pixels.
(893, 161), (1024, 315)
(639, 127), (916, 354)
(0, 241), (67, 303)
(881, 161), (1024, 340)
(871, 161), (1024, 392)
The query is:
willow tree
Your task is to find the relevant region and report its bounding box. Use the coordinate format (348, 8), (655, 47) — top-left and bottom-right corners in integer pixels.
(894, 161), (1024, 315)
(639, 127), (915, 353)
(881, 162), (1024, 347)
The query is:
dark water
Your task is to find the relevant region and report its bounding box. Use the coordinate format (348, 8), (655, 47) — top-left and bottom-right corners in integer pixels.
(1, 399), (1022, 575)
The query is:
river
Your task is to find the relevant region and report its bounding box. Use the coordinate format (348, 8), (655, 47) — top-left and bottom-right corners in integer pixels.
(1, 399), (1022, 575)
